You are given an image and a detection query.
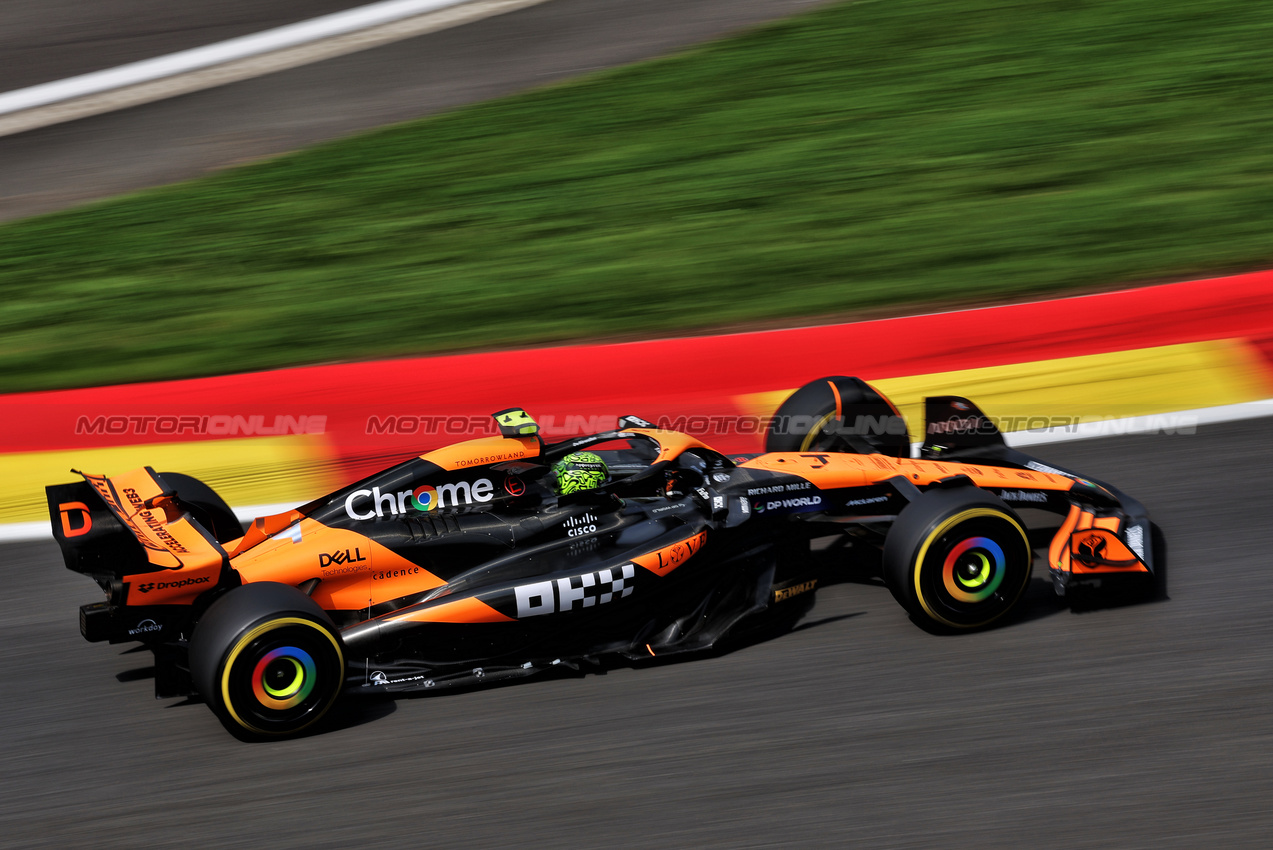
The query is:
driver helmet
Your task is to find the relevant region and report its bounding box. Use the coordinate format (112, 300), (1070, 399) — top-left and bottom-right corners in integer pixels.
(552, 451), (610, 495)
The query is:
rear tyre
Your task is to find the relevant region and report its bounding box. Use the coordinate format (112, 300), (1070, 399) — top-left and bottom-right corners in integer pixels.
(883, 488), (1032, 630)
(158, 471), (242, 544)
(764, 376), (909, 457)
(190, 583), (345, 738)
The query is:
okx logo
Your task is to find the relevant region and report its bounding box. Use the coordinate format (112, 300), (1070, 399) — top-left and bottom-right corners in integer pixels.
(514, 565), (635, 618)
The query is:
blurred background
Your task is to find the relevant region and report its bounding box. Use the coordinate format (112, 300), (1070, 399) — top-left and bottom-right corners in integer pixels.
(1, 1), (1271, 846)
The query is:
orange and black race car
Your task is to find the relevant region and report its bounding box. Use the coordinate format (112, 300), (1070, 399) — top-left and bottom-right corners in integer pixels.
(47, 377), (1163, 739)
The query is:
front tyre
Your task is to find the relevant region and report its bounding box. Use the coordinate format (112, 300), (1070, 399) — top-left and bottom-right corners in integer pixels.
(190, 583), (345, 738)
(883, 488), (1032, 630)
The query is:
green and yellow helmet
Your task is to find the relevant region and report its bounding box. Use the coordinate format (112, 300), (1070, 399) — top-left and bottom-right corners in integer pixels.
(552, 451), (610, 495)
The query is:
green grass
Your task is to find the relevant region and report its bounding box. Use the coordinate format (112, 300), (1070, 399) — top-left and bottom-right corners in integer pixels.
(3, 0), (1273, 391)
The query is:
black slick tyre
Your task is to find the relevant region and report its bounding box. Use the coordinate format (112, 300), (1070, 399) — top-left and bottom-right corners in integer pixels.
(883, 488), (1032, 630)
(189, 582), (345, 738)
(158, 471), (242, 544)
(764, 376), (909, 457)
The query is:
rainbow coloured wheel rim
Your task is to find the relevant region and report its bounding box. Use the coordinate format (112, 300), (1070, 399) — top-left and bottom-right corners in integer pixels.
(914, 509), (1032, 629)
(943, 537), (1006, 603)
(220, 617), (344, 736)
(251, 647), (317, 709)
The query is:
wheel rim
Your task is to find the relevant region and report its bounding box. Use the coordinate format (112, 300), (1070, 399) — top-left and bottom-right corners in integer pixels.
(221, 617), (344, 735)
(252, 647), (317, 709)
(913, 508), (1031, 628)
(944, 537), (1005, 602)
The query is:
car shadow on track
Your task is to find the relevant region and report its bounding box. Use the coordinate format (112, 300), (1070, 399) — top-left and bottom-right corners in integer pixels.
(320, 696), (399, 736)
(108, 646), (400, 741)
(371, 605), (869, 715)
(809, 529), (1165, 636)
(807, 536), (1069, 632)
(162, 692), (399, 743)
(115, 665), (155, 682)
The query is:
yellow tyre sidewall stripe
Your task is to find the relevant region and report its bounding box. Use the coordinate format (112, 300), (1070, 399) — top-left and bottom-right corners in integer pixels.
(220, 616), (344, 735)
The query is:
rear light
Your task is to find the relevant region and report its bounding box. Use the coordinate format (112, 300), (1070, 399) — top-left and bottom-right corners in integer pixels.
(79, 602), (114, 642)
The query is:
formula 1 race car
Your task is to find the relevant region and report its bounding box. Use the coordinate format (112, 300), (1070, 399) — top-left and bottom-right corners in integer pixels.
(48, 377), (1162, 739)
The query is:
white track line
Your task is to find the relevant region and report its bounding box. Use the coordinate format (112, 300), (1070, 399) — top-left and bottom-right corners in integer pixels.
(0, 522), (56, 544)
(0, 0), (553, 137)
(6, 401), (1270, 543)
(1003, 398), (1273, 448)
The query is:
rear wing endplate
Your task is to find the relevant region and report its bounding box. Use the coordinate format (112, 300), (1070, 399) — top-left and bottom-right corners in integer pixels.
(49, 467), (226, 575)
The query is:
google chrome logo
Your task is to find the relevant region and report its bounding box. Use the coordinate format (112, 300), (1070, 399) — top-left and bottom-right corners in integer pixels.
(412, 485), (437, 511)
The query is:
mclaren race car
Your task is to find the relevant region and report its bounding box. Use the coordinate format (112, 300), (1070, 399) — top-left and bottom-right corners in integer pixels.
(48, 377), (1163, 738)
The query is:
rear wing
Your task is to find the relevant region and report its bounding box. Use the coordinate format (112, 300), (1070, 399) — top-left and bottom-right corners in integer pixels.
(47, 467), (226, 578)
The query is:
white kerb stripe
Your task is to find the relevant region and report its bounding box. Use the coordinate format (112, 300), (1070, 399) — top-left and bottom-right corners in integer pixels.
(0, 502), (297, 544)
(0, 0), (478, 116)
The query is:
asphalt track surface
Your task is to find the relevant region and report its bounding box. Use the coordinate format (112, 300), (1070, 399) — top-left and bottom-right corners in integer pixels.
(0, 0), (831, 222)
(2, 419), (1270, 847)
